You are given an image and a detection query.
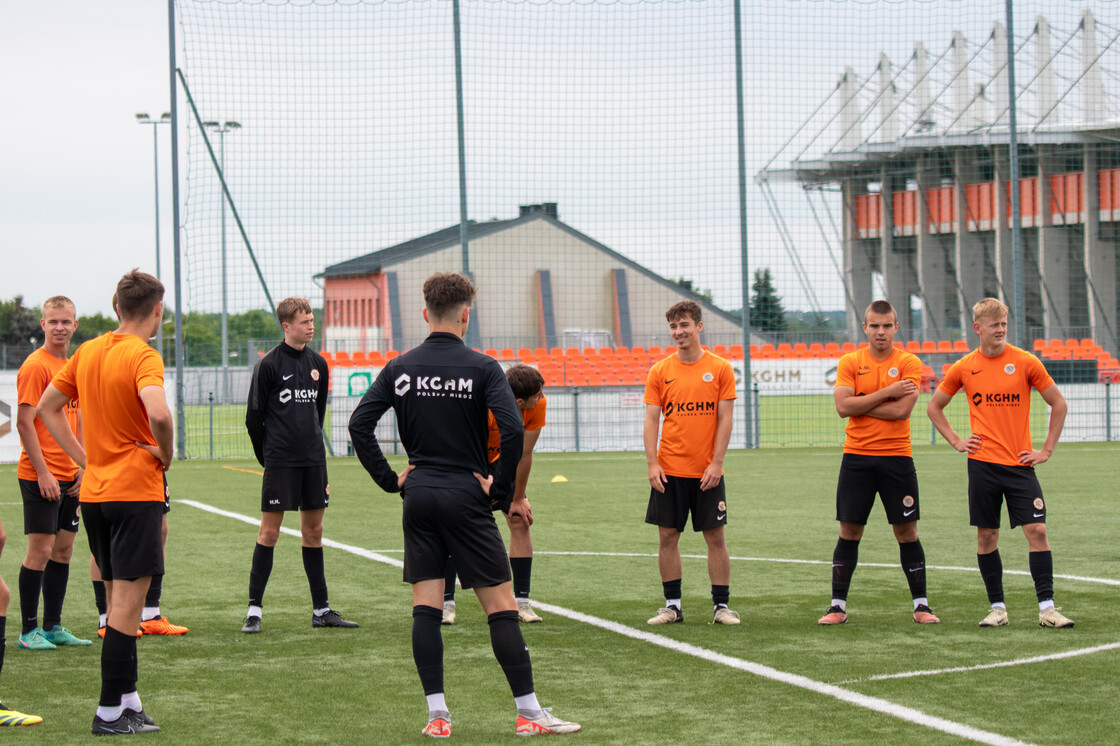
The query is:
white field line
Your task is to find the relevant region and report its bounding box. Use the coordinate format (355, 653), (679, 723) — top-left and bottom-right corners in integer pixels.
(180, 498), (1031, 746)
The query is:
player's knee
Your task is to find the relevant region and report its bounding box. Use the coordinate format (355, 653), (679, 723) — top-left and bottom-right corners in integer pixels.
(302, 525), (324, 544)
(257, 526), (281, 545)
(0, 585), (9, 608)
(51, 542), (75, 564)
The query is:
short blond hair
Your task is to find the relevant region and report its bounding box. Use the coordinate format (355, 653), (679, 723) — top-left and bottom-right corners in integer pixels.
(42, 296), (75, 316)
(972, 297), (1008, 324)
(277, 297), (313, 325)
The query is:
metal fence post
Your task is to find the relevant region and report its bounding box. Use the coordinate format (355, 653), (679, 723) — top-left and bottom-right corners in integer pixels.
(572, 387), (580, 452)
(752, 384), (760, 449)
(208, 391), (214, 460)
(1106, 381), (1112, 442)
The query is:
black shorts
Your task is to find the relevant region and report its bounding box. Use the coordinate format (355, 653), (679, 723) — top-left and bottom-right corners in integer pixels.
(402, 483), (510, 589)
(261, 465), (329, 512)
(82, 501), (165, 582)
(645, 475), (727, 533)
(20, 479), (80, 535)
(835, 454), (920, 525)
(968, 459), (1046, 529)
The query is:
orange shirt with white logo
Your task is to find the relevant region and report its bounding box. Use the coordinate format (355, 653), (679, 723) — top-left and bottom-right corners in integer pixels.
(644, 351), (737, 478)
(487, 395), (545, 463)
(51, 333), (165, 503)
(835, 347), (921, 457)
(938, 345), (1053, 467)
(17, 348), (80, 481)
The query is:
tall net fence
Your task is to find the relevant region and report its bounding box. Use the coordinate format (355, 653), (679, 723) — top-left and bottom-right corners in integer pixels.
(171, 0), (1120, 460)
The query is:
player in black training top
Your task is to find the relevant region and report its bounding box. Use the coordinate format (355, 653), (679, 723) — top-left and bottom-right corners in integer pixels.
(241, 297), (357, 634)
(349, 272), (580, 738)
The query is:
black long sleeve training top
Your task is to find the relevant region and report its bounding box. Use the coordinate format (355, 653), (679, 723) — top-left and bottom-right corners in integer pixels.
(245, 341), (329, 467)
(348, 332), (523, 500)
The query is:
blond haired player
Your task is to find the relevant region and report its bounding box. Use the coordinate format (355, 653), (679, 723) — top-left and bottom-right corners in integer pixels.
(14, 296), (92, 651)
(818, 300), (938, 626)
(643, 300), (738, 625)
(928, 298), (1073, 629)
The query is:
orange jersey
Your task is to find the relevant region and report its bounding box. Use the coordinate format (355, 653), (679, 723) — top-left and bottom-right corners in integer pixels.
(17, 348), (80, 481)
(938, 345), (1054, 466)
(835, 347), (921, 456)
(51, 333), (165, 503)
(644, 352), (736, 478)
(487, 394), (545, 463)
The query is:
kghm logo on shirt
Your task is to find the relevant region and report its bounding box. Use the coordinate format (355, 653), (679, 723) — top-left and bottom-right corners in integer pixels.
(394, 374), (411, 396)
(664, 400), (716, 416)
(970, 391), (1020, 407)
(395, 373), (475, 399)
(279, 388), (318, 404)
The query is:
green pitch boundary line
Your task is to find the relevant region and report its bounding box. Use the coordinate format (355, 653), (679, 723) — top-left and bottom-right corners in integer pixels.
(178, 498), (1030, 746)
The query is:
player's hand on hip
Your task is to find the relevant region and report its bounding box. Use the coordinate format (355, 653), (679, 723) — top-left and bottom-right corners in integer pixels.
(648, 465), (667, 493)
(955, 434), (982, 454)
(135, 442), (171, 471)
(38, 473), (61, 501)
(1018, 449), (1049, 466)
(396, 464), (415, 490)
(474, 472), (494, 496)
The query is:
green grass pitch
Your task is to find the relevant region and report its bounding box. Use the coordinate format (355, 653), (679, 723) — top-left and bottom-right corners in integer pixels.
(0, 442), (1116, 744)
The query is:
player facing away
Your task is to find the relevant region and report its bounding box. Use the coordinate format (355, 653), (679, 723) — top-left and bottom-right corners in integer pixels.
(14, 296), (92, 650)
(38, 269), (172, 735)
(0, 515), (43, 726)
(927, 298), (1073, 629)
(643, 300), (739, 626)
(242, 297), (357, 634)
(443, 364), (546, 624)
(818, 300), (939, 626)
(349, 272), (580, 738)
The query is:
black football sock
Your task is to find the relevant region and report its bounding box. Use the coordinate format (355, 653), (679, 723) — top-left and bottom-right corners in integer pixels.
(41, 559), (70, 631)
(18, 566), (43, 635)
(662, 578), (682, 608)
(1029, 550), (1054, 603)
(248, 543), (274, 608)
(443, 558), (457, 603)
(412, 605), (444, 695)
(899, 540), (927, 600)
(488, 610), (534, 697)
(711, 584), (730, 608)
(100, 626), (135, 707)
(93, 580), (107, 616)
(145, 573), (163, 608)
(0, 617), (6, 678)
(510, 557), (532, 600)
(831, 538), (860, 602)
(302, 546), (329, 610)
(977, 550), (1004, 605)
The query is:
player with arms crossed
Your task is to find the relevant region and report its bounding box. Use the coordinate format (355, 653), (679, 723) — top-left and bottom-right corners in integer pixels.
(643, 300), (739, 626)
(927, 298), (1073, 628)
(39, 269), (171, 735)
(349, 272), (579, 738)
(818, 300), (939, 626)
(242, 297), (356, 633)
(443, 363), (546, 624)
(14, 296), (92, 650)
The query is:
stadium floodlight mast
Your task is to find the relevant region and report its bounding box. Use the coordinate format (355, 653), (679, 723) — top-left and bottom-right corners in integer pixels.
(135, 112), (172, 358)
(203, 119), (241, 402)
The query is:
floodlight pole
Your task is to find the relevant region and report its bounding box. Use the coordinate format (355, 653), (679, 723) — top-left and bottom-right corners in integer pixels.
(733, 0), (756, 448)
(204, 120), (241, 402)
(1005, 0), (1025, 348)
(168, 0), (186, 459)
(135, 112), (171, 358)
(452, 0), (478, 349)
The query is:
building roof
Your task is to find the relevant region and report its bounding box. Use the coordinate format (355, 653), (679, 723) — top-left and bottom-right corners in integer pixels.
(317, 205), (744, 327)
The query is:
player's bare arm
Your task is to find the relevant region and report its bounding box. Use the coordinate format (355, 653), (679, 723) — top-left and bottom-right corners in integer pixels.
(643, 404), (667, 493)
(834, 379), (917, 418)
(1019, 384), (1067, 466)
(927, 389), (981, 454)
(67, 411), (85, 496)
(37, 384), (88, 469)
(700, 399), (734, 491)
(138, 385), (174, 470)
(508, 428), (540, 526)
(862, 385), (920, 421)
(15, 402), (61, 500)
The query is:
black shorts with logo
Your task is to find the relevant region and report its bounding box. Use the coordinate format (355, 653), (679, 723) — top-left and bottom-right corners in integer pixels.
(402, 482), (510, 589)
(261, 465), (329, 512)
(645, 475), (727, 533)
(82, 501), (165, 582)
(835, 454), (919, 525)
(968, 459), (1046, 529)
(20, 478), (80, 535)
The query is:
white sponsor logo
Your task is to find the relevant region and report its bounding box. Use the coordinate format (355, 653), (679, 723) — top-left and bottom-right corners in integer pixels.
(279, 388), (317, 404)
(1004, 364), (1016, 375)
(902, 509), (916, 517)
(416, 376), (474, 393)
(1033, 512), (1045, 518)
(888, 366), (899, 378)
(71, 519), (80, 527)
(716, 514), (726, 522)
(282, 374), (294, 381)
(268, 499), (280, 506)
(702, 372), (714, 383)
(394, 373), (411, 396)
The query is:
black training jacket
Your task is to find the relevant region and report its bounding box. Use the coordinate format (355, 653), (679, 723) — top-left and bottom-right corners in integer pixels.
(245, 341), (329, 467)
(348, 332), (523, 501)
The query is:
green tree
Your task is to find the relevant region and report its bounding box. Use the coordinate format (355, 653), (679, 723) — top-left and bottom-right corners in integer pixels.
(749, 268), (786, 332)
(74, 312), (119, 345)
(0, 296), (41, 346)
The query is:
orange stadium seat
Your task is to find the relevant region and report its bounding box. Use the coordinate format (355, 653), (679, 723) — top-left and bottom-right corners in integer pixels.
(385, 350), (399, 360)
(905, 341), (921, 353)
(499, 348), (516, 361)
(921, 341), (938, 354)
(368, 351), (385, 366)
(841, 342), (857, 353)
(517, 348), (534, 362)
(1080, 338), (1095, 348)
(825, 342), (841, 357)
(729, 344), (744, 359)
(953, 340), (969, 353)
(333, 351), (353, 367)
(713, 344), (728, 357)
(630, 346), (646, 356)
(320, 351), (335, 366)
(937, 341), (953, 353)
(809, 343), (825, 358)
(351, 351), (369, 366)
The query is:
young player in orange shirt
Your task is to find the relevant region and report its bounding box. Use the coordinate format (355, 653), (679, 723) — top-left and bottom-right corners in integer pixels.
(39, 270), (172, 735)
(643, 301), (738, 625)
(818, 300), (939, 626)
(14, 297), (92, 650)
(927, 298), (1073, 629)
(443, 364), (545, 624)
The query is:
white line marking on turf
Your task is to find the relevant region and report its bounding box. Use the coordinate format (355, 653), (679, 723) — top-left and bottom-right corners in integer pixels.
(180, 498), (1031, 746)
(837, 641), (1120, 684)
